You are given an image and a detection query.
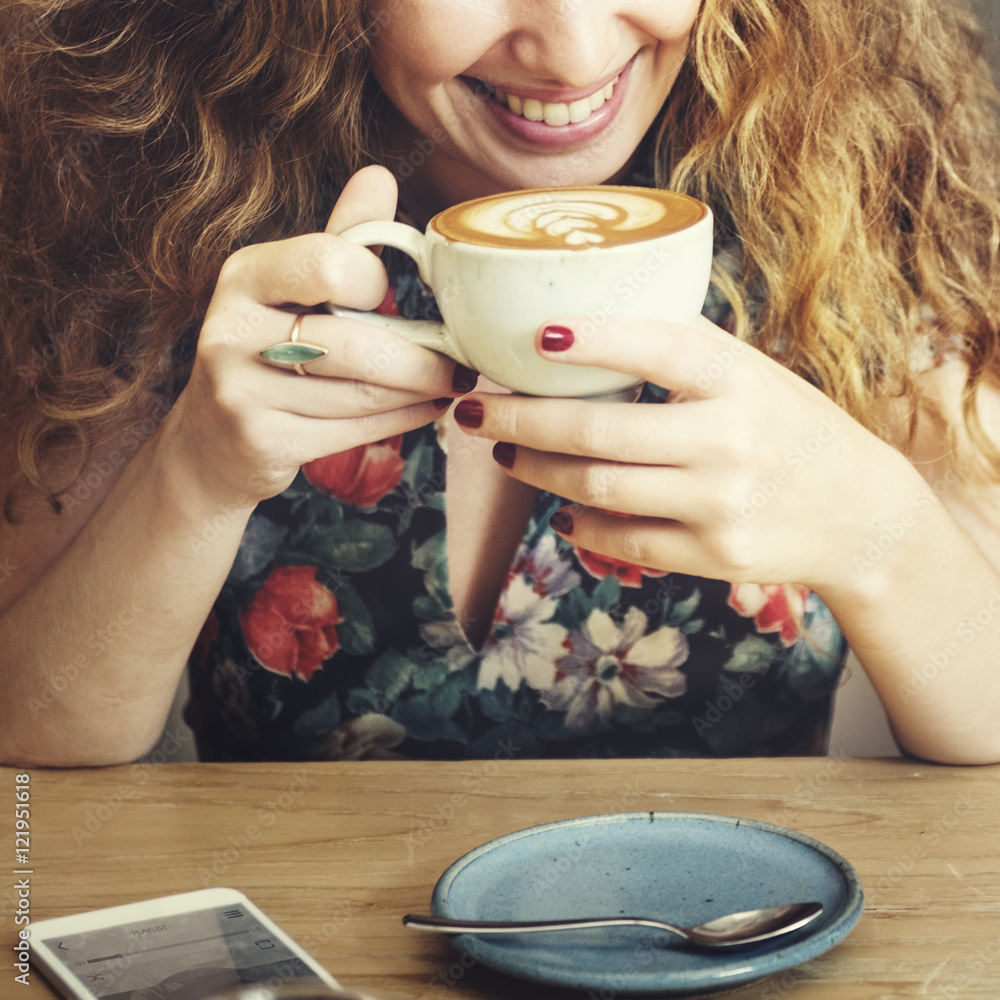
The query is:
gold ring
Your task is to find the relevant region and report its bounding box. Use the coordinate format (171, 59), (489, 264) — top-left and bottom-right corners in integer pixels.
(259, 313), (329, 376)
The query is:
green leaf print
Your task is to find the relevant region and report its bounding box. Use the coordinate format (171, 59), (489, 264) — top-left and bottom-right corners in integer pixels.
(666, 589), (701, 627)
(365, 648), (417, 701)
(592, 574), (622, 612)
(313, 520), (397, 573)
(334, 583), (377, 656)
(411, 531), (449, 605)
(724, 635), (779, 674)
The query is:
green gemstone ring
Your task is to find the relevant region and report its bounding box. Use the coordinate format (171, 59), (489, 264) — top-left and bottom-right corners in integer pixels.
(259, 313), (328, 375)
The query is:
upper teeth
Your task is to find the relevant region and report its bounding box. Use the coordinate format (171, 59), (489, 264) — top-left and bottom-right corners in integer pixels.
(492, 77), (618, 126)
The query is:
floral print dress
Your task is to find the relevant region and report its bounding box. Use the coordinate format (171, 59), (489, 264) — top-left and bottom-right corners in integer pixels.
(185, 230), (850, 762)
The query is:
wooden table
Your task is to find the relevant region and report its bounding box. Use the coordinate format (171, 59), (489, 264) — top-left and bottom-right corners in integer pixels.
(2, 757), (998, 999)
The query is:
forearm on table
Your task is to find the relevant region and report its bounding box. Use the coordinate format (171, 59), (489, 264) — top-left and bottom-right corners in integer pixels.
(0, 430), (255, 768)
(820, 499), (1000, 765)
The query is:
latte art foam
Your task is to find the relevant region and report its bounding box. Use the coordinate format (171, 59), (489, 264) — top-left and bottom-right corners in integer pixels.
(431, 186), (707, 250)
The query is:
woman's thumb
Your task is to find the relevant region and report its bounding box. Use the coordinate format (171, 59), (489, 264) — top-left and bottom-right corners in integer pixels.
(325, 164), (398, 235)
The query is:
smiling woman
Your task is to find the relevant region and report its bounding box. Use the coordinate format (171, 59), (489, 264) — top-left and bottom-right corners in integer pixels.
(2, 0), (1000, 768)
(368, 1), (701, 206)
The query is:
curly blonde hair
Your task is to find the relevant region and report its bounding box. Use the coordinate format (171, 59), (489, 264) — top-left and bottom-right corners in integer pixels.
(0, 0), (372, 511)
(667, 0), (1000, 464)
(2, 0), (999, 513)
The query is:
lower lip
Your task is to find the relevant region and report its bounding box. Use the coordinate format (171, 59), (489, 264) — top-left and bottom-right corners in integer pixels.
(474, 57), (634, 150)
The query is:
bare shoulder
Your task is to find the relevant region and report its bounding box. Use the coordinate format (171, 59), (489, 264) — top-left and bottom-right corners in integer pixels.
(909, 361), (1000, 569)
(0, 397), (172, 615)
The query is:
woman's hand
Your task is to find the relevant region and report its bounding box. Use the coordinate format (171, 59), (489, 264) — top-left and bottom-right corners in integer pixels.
(452, 314), (929, 598)
(162, 165), (469, 506)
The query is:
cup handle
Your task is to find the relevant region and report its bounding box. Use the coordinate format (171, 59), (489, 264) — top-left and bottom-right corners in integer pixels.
(333, 220), (470, 367)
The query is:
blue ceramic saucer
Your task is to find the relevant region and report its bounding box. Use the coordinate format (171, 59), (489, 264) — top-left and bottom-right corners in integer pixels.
(429, 811), (864, 995)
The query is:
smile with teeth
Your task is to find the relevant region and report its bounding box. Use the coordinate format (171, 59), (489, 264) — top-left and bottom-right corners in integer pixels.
(487, 75), (619, 126)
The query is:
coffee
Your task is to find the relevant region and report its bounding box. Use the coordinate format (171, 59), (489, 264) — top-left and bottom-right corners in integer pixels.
(335, 185), (714, 398)
(431, 185), (707, 251)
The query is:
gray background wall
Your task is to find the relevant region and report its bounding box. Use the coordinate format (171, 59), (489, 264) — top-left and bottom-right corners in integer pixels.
(969, 0), (1000, 77)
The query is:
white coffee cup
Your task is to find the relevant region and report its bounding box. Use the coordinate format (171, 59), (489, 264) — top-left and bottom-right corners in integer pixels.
(332, 185), (714, 399)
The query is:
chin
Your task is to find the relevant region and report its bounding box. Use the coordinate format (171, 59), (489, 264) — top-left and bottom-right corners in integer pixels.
(479, 156), (636, 194)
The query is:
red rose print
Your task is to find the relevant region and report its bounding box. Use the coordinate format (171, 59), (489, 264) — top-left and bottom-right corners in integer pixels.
(574, 546), (667, 588)
(376, 286), (400, 316)
(304, 436), (405, 507)
(727, 583), (810, 646)
(240, 565), (343, 681)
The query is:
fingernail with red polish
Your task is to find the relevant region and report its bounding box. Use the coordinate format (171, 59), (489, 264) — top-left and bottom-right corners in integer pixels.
(541, 325), (575, 352)
(432, 397), (453, 410)
(453, 398), (484, 429)
(452, 364), (479, 394)
(492, 442), (516, 469)
(550, 510), (574, 535)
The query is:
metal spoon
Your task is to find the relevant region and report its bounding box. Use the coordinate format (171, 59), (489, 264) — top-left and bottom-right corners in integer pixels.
(402, 901), (823, 948)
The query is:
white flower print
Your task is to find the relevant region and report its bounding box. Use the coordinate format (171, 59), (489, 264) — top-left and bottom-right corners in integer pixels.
(542, 607), (689, 731)
(510, 533), (582, 597)
(478, 576), (569, 692)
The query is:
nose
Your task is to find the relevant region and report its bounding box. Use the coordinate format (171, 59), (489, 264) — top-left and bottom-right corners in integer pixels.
(505, 1), (628, 90)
